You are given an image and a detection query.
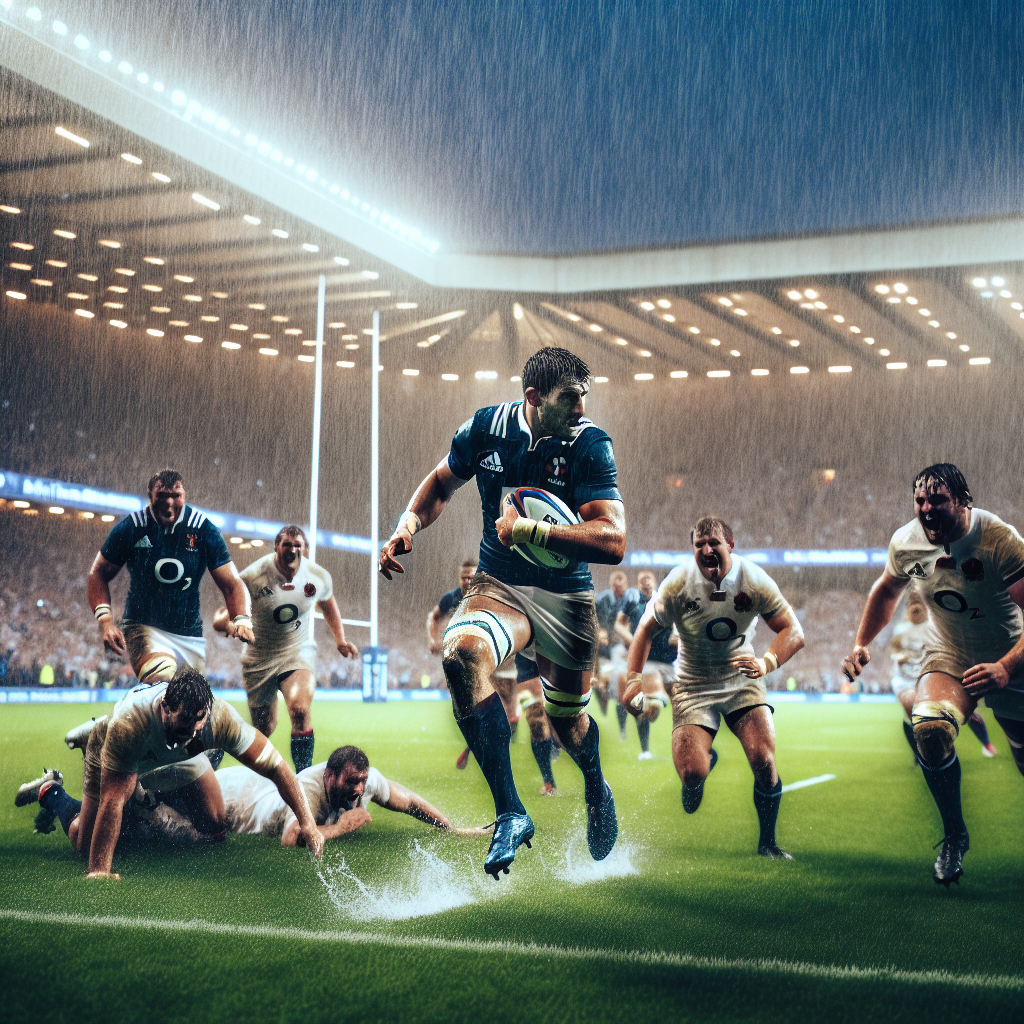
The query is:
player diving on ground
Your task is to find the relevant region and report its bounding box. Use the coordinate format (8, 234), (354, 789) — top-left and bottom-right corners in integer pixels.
(380, 347), (626, 878)
(623, 516), (804, 858)
(842, 463), (1024, 886)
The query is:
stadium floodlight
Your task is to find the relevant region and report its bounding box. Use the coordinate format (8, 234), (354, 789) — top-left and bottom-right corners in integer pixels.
(53, 229), (76, 239)
(334, 257), (350, 265)
(670, 370), (688, 378)
(121, 153), (143, 164)
(243, 215), (261, 225)
(55, 125), (90, 147)
(192, 193), (220, 210)
(968, 357), (991, 365)
(402, 369), (419, 376)
(337, 361), (355, 368)
(117, 61), (132, 75)
(25, 7), (42, 20)
(5, 290), (27, 300)
(98, 50), (112, 62)
(109, 320), (128, 329)
(790, 366), (809, 374)
(634, 373), (654, 381)
(474, 370), (498, 380)
(1, 205), (21, 214)
(991, 276), (1005, 286)
(441, 373), (458, 380)
(927, 359), (947, 368)
(828, 365), (852, 373)
(74, 309), (95, 318)
(886, 362), (907, 369)
(707, 370), (730, 378)
(751, 369), (769, 376)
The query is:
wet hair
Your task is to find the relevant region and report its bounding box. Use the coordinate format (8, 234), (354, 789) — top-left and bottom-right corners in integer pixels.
(326, 745), (370, 775)
(163, 667), (213, 720)
(691, 516), (734, 545)
(275, 525), (308, 548)
(913, 463), (972, 508)
(521, 347), (591, 397)
(460, 557), (479, 570)
(147, 469), (184, 496)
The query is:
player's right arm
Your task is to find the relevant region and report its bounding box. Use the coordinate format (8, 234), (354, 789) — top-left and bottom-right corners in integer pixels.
(842, 571), (908, 680)
(621, 609), (658, 717)
(380, 459), (469, 579)
(427, 604), (445, 654)
(87, 552), (127, 658)
(212, 606), (231, 635)
(86, 765), (137, 878)
(281, 807), (372, 845)
(613, 609), (634, 647)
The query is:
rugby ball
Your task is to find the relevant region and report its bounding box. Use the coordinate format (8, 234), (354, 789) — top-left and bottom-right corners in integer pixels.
(501, 486), (579, 570)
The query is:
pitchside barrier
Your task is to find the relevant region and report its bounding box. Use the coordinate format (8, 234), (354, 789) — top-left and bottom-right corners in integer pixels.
(0, 688), (896, 705)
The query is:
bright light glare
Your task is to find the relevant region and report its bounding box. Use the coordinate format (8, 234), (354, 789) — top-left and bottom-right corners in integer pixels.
(5, 291), (27, 300)
(786, 290), (802, 300)
(333, 257), (350, 265)
(301, 243), (319, 252)
(152, 172), (171, 183)
(55, 126), (89, 148)
(707, 370), (730, 378)
(634, 373), (654, 381)
(53, 229), (77, 239)
(98, 239), (121, 248)
(338, 361), (356, 369)
(893, 283), (908, 294)
(639, 302), (654, 311)
(670, 370), (688, 378)
(271, 229), (288, 238)
(1, 205), (21, 214)
(192, 193), (220, 211)
(874, 284), (890, 294)
(184, 335), (202, 343)
(474, 370), (498, 380)
(243, 215), (261, 225)
(971, 278), (986, 287)
(790, 366), (809, 374)
(751, 369), (769, 376)
(74, 309), (95, 318)
(222, 341), (241, 350)
(259, 348), (278, 356)
(927, 359), (947, 368)
(121, 153), (142, 164)
(146, 329), (164, 337)
(402, 368), (419, 376)
(828, 365), (852, 373)
(969, 357), (991, 365)
(991, 276), (1005, 287)
(395, 302), (418, 310)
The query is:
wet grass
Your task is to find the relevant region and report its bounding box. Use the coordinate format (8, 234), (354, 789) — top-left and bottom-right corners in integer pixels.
(1, 701), (1021, 1023)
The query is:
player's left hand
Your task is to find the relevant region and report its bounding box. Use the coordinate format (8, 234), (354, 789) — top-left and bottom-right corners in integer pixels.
(962, 661), (1010, 696)
(494, 505), (519, 547)
(730, 654), (766, 679)
(300, 824), (325, 860)
(337, 640), (359, 659)
(228, 623), (254, 644)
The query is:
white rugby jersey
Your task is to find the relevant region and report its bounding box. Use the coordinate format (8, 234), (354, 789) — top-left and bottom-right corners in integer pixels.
(219, 762), (390, 836)
(885, 508), (1024, 664)
(651, 555), (788, 686)
(889, 618), (930, 681)
(240, 553), (333, 657)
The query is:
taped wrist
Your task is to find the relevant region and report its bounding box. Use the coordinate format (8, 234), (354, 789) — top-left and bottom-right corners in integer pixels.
(397, 510), (422, 537)
(94, 604), (113, 622)
(511, 517), (538, 546)
(762, 651), (779, 674)
(254, 740), (283, 771)
(231, 614), (252, 629)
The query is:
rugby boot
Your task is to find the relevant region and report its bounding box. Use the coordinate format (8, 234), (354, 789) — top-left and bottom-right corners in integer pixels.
(758, 843), (794, 860)
(933, 832), (969, 887)
(586, 782), (618, 861)
(65, 718), (97, 752)
(33, 806), (58, 834)
(15, 768), (63, 807)
(682, 748), (717, 814)
(455, 747), (471, 770)
(484, 811), (534, 878)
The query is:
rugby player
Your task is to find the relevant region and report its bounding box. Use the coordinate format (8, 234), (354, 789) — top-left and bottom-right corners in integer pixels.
(888, 587), (997, 762)
(380, 347), (626, 877)
(616, 570), (677, 760)
(86, 470), (253, 686)
(593, 569), (630, 723)
(17, 668), (324, 876)
(624, 516), (804, 858)
(212, 526), (359, 772)
(842, 464), (1024, 885)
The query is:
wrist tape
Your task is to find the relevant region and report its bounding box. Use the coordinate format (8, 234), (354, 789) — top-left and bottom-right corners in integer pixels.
(511, 517), (552, 548)
(762, 651), (779, 674)
(94, 604), (113, 621)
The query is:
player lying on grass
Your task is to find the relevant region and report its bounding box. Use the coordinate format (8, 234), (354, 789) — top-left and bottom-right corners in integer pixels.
(213, 525), (359, 774)
(16, 669), (324, 876)
(842, 463), (1024, 886)
(380, 347), (626, 878)
(623, 516), (804, 858)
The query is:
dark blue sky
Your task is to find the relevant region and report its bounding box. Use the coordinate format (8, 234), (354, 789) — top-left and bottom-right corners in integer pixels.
(81, 0), (1024, 254)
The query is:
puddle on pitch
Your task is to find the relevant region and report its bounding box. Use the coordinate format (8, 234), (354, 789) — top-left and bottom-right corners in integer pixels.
(544, 821), (641, 884)
(317, 839), (495, 922)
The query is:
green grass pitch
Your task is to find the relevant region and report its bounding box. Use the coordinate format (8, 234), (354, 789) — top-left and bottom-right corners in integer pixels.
(1, 700), (1021, 1024)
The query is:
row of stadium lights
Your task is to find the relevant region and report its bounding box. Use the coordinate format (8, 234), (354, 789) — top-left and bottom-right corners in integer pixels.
(970, 276), (1023, 318)
(4, 499), (116, 521)
(1, 1), (440, 253)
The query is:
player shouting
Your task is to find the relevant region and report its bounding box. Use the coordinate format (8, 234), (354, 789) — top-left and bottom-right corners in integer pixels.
(624, 516), (804, 858)
(380, 348), (626, 878)
(214, 525), (359, 772)
(843, 464), (1024, 886)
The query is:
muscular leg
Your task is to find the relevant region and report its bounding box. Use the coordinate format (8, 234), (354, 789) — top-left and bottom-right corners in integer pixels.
(994, 715), (1024, 776)
(965, 711), (994, 752)
(728, 706), (787, 856)
(279, 669), (316, 771)
(249, 701), (278, 739)
(519, 676), (556, 792)
(897, 687), (920, 762)
(672, 724), (715, 813)
(491, 675), (520, 740)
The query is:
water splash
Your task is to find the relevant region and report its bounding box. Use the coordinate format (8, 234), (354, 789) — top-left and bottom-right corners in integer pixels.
(316, 840), (492, 922)
(549, 822), (641, 884)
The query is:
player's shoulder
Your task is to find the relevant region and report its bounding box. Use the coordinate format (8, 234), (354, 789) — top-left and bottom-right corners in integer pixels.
(736, 556), (779, 591)
(889, 518), (925, 550)
(569, 417), (612, 452)
(298, 762), (327, 783)
(474, 401), (523, 440)
(304, 558), (333, 586)
(241, 552), (273, 578)
(110, 506), (150, 536)
(659, 563), (692, 599)
(974, 508), (1022, 545)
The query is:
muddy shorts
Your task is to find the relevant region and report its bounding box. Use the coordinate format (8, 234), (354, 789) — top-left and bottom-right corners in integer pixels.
(671, 675), (771, 733)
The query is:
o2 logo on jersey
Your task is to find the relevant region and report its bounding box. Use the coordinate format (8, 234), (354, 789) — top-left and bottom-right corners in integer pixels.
(932, 590), (985, 620)
(273, 604), (303, 631)
(705, 617), (745, 644)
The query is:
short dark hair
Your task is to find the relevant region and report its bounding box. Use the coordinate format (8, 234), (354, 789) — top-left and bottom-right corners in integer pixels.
(521, 347), (591, 397)
(148, 469), (184, 496)
(913, 463), (972, 508)
(275, 525), (308, 548)
(460, 557), (479, 570)
(163, 667), (213, 719)
(326, 745), (370, 775)
(692, 516), (734, 545)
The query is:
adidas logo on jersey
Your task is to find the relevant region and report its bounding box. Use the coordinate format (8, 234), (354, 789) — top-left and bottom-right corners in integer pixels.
(134, 536), (153, 548)
(479, 451), (504, 473)
(907, 563), (928, 578)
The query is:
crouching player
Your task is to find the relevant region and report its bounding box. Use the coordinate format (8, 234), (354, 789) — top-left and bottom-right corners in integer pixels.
(843, 463), (1024, 885)
(214, 745), (491, 844)
(16, 669), (324, 875)
(214, 525), (359, 773)
(624, 516), (804, 858)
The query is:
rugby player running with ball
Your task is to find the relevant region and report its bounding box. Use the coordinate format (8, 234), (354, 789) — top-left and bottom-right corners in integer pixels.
(380, 348), (626, 878)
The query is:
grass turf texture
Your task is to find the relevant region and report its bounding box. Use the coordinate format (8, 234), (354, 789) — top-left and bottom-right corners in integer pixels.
(1, 701), (1021, 1024)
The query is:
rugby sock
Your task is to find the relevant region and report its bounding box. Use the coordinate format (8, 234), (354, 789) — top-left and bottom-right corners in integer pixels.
(637, 718), (651, 753)
(39, 782), (82, 834)
(457, 694), (526, 817)
(753, 777), (782, 849)
(531, 739), (556, 787)
(556, 716), (606, 805)
(902, 720), (920, 760)
(966, 713), (991, 747)
(921, 753), (967, 838)
(291, 731), (315, 773)
(616, 702), (628, 736)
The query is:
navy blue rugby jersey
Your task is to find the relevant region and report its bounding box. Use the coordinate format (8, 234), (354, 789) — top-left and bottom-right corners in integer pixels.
(100, 505), (232, 637)
(595, 585), (632, 657)
(447, 401), (621, 593)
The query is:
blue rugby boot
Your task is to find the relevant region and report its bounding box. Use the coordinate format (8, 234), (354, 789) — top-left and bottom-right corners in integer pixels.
(484, 811), (534, 878)
(586, 782), (618, 861)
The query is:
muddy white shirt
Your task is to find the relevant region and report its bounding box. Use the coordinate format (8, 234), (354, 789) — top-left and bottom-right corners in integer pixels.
(218, 762), (390, 836)
(885, 509), (1024, 665)
(240, 554), (334, 660)
(101, 683), (256, 776)
(651, 555), (788, 687)
(889, 619), (930, 682)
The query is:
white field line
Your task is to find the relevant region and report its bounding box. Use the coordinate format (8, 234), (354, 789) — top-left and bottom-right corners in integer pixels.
(781, 774), (837, 793)
(1, 909), (1020, 992)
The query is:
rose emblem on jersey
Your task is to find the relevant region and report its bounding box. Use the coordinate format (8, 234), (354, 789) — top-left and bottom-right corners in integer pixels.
(304, 583), (317, 597)
(733, 592), (753, 612)
(960, 558), (984, 582)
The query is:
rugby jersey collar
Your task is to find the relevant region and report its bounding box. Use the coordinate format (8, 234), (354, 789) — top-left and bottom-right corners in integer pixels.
(515, 401), (597, 452)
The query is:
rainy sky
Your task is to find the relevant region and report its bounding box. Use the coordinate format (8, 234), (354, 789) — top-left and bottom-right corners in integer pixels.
(55, 0), (1024, 255)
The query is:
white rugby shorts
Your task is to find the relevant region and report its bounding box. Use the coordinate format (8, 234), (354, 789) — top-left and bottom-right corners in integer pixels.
(123, 623), (206, 677)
